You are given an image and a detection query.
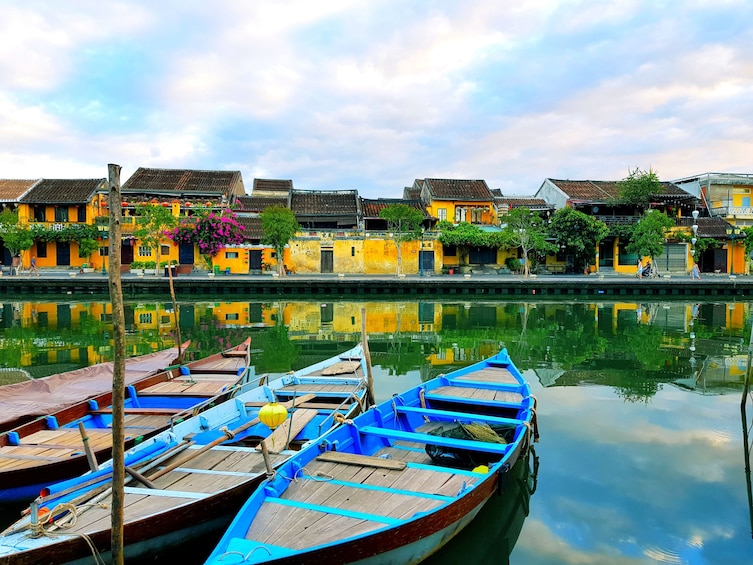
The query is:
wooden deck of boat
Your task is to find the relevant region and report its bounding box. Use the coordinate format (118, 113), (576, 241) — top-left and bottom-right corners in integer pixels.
(237, 363), (523, 552)
(0, 413), (176, 471)
(243, 420), (476, 550)
(39, 447), (284, 536)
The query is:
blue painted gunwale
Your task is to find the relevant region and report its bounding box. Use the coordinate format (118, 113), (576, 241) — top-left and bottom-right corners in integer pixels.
(204, 347), (535, 565)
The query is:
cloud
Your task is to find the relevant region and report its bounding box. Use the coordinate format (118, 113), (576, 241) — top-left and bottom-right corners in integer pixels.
(1, 1), (752, 197)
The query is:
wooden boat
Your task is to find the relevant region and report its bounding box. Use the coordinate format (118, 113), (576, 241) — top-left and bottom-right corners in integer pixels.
(423, 446), (538, 564)
(0, 343), (370, 565)
(0, 344), (187, 432)
(0, 338), (252, 505)
(204, 347), (538, 565)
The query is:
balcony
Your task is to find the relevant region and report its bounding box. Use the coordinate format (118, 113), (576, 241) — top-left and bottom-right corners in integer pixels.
(711, 206), (753, 219)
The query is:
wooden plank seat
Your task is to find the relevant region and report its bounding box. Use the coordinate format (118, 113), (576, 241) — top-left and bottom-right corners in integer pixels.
(358, 425), (511, 455)
(179, 368), (243, 375)
(257, 409), (318, 453)
(316, 451), (406, 470)
(90, 407), (185, 415)
(221, 350), (249, 357)
(424, 385), (525, 407)
(245, 393), (317, 408)
(451, 366), (518, 385)
(393, 405), (527, 426)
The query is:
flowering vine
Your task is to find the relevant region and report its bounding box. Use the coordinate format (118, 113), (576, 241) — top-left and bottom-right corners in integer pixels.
(166, 209), (245, 263)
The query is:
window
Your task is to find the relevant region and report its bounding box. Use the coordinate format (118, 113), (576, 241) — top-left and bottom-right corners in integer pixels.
(351, 247), (355, 256)
(471, 208), (483, 223)
(225, 251), (239, 259)
(443, 245), (457, 257)
(34, 206), (46, 222)
(160, 245), (170, 256)
(437, 208), (447, 221)
(454, 207), (467, 223)
(225, 313), (239, 321)
(138, 313), (153, 324)
(138, 246), (151, 257)
(76, 205), (87, 223)
(37, 241), (48, 258)
(99, 246), (109, 257)
(54, 207), (69, 222)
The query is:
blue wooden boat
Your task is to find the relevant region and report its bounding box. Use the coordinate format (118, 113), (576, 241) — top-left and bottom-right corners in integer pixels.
(0, 343), (370, 565)
(0, 338), (252, 505)
(204, 348), (538, 565)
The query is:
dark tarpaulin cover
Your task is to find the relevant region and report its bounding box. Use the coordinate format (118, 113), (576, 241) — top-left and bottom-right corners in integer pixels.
(0, 346), (183, 432)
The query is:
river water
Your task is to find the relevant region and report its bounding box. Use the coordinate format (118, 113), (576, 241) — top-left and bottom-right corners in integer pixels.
(0, 297), (751, 564)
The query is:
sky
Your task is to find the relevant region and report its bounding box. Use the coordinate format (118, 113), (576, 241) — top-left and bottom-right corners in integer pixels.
(2, 1), (752, 198)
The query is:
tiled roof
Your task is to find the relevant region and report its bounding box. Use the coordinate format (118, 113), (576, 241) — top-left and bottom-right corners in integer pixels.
(122, 168), (243, 195)
(0, 179), (38, 202)
(498, 197), (550, 209)
(236, 216), (263, 240)
(421, 178), (493, 201)
(360, 198), (430, 218)
(252, 178), (293, 197)
(403, 187), (421, 200)
(21, 179), (105, 204)
(548, 179), (694, 202)
(697, 217), (736, 239)
(236, 195), (289, 212)
(291, 190), (359, 216)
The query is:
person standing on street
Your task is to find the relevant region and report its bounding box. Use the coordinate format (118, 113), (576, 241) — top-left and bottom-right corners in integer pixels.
(691, 262), (701, 280)
(29, 256), (39, 276)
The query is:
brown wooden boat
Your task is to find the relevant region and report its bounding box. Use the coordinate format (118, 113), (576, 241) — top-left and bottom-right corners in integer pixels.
(0, 343), (370, 565)
(0, 338), (252, 505)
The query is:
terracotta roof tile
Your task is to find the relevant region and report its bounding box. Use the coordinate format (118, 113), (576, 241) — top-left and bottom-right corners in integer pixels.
(0, 179), (38, 202)
(236, 196), (289, 212)
(122, 168), (244, 195)
(236, 216), (263, 240)
(21, 178), (105, 204)
(422, 178), (493, 201)
(549, 179), (694, 202)
(403, 187), (421, 200)
(360, 198), (430, 218)
(498, 197), (550, 209)
(291, 190), (359, 216)
(252, 179), (293, 197)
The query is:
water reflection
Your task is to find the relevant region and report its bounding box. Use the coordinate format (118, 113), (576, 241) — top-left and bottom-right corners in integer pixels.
(0, 300), (748, 400)
(1, 298), (752, 562)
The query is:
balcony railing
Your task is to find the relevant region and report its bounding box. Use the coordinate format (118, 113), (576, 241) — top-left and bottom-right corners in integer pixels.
(711, 206), (753, 218)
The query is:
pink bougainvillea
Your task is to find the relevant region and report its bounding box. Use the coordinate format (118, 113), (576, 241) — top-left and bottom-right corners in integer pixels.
(166, 209), (245, 258)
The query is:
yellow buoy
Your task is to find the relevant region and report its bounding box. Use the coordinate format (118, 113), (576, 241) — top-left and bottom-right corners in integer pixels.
(259, 402), (288, 430)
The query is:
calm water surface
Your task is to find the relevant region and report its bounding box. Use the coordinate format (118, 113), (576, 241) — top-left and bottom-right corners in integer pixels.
(0, 298), (751, 564)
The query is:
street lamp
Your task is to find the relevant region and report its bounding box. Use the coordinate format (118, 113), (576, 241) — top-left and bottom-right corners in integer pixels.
(726, 226), (742, 275)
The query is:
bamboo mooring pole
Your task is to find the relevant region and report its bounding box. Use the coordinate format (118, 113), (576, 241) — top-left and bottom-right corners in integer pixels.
(107, 164), (126, 565)
(361, 307), (375, 407)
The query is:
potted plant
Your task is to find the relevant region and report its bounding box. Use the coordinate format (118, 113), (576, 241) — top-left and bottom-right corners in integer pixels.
(130, 261), (145, 276)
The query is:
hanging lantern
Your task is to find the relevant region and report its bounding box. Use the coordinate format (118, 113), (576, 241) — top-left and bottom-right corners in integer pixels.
(259, 402), (288, 430)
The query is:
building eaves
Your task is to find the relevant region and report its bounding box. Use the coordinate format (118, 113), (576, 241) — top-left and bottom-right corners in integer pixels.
(20, 178), (105, 204)
(0, 179), (40, 202)
(360, 198), (430, 218)
(424, 178), (493, 201)
(122, 167), (242, 195)
(291, 190), (359, 216)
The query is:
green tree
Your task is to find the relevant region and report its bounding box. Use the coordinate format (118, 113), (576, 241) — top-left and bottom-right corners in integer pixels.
(380, 204), (424, 275)
(625, 209), (674, 268)
(261, 206), (300, 276)
(133, 204), (179, 275)
(617, 166), (663, 214)
(502, 207), (557, 277)
(437, 222), (485, 267)
(0, 209), (34, 257)
(549, 208), (609, 274)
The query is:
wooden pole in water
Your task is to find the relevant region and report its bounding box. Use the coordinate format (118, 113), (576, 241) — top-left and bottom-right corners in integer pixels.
(77, 421), (99, 472)
(361, 307), (375, 407)
(107, 164), (126, 565)
(166, 265), (184, 364)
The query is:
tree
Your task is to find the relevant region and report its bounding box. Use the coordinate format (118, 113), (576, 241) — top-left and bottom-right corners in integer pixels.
(437, 222), (485, 267)
(548, 208), (609, 274)
(625, 209), (674, 267)
(380, 204), (424, 275)
(261, 206), (300, 276)
(0, 209), (33, 257)
(617, 166), (663, 214)
(133, 204), (179, 275)
(501, 207), (557, 277)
